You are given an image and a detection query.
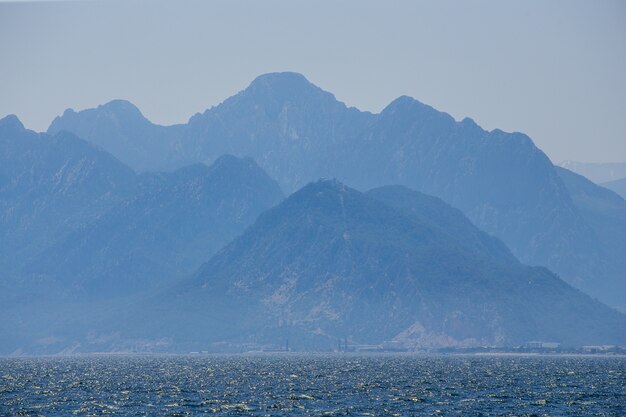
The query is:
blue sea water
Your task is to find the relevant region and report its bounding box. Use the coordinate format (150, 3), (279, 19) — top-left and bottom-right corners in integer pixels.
(1, 354), (624, 416)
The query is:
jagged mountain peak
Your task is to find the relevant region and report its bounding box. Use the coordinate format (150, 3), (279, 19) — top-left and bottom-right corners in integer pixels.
(383, 95), (437, 113)
(210, 153), (258, 171)
(47, 99), (185, 172)
(380, 95), (456, 126)
(245, 72), (325, 100)
(97, 99), (145, 118)
(167, 155), (278, 188)
(298, 178), (350, 194)
(269, 178), (358, 213)
(0, 114), (25, 134)
(249, 71), (313, 90)
(209, 72), (346, 118)
(206, 154), (283, 189)
(49, 99), (149, 136)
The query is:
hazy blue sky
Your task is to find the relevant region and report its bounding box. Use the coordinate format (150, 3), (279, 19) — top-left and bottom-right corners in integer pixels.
(1, 0), (625, 163)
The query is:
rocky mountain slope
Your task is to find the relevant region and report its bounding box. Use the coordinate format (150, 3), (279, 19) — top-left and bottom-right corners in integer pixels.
(130, 180), (626, 352)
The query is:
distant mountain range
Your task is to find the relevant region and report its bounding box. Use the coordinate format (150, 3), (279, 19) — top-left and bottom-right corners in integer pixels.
(2, 72), (626, 354)
(554, 167), (626, 302)
(48, 100), (186, 173)
(0, 114), (134, 302)
(559, 160), (626, 184)
(1, 117), (282, 301)
(558, 160), (626, 200)
(115, 181), (625, 351)
(602, 177), (626, 200)
(5, 179), (622, 354)
(0, 117), (282, 353)
(47, 72), (626, 310)
(26, 155), (283, 299)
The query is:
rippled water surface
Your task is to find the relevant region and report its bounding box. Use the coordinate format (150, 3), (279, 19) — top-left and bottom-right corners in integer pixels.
(1, 355), (625, 416)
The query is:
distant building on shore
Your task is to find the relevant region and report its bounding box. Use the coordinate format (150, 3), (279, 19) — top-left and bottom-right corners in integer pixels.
(582, 345), (615, 352)
(526, 341), (561, 349)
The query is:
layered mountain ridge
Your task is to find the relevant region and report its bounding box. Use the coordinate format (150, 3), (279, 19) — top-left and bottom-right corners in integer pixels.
(26, 154), (284, 299)
(3, 72), (625, 353)
(49, 100), (186, 172)
(1, 115), (136, 296)
(46, 72), (625, 309)
(555, 167), (626, 302)
(0, 117), (283, 353)
(132, 180), (624, 351)
(603, 177), (626, 200)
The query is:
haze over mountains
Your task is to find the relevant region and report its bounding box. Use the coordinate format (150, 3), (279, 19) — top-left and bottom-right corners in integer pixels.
(602, 177), (626, 200)
(0, 117), (283, 353)
(48, 72), (626, 311)
(560, 160), (626, 184)
(1, 72), (625, 354)
(29, 156), (283, 299)
(148, 181), (624, 351)
(559, 160), (626, 200)
(1, 117), (282, 300)
(0, 115), (134, 302)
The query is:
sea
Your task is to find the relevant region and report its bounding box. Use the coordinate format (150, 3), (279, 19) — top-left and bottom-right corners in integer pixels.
(1, 354), (624, 416)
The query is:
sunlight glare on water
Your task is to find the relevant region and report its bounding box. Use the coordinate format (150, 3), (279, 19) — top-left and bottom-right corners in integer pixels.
(1, 355), (625, 416)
